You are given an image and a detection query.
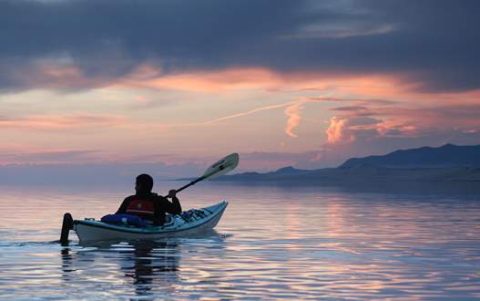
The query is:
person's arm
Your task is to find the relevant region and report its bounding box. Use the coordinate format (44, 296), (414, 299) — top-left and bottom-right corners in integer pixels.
(116, 197), (130, 214)
(164, 190), (182, 215)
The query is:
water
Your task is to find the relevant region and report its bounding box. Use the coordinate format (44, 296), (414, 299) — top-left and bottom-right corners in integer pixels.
(1, 183), (479, 300)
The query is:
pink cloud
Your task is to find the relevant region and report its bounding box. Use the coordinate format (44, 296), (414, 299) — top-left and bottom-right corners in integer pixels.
(324, 96), (480, 145)
(0, 114), (127, 130)
(326, 115), (382, 144)
(3, 62), (480, 171)
(118, 67), (287, 92)
(0, 149), (97, 165)
(326, 116), (350, 144)
(284, 100), (305, 138)
(202, 102), (291, 125)
(9, 59), (110, 91)
(116, 65), (409, 95)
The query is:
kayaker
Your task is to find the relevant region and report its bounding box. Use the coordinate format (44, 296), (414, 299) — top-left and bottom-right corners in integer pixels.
(116, 174), (182, 225)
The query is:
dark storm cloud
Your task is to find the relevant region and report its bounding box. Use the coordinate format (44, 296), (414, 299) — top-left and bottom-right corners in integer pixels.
(1, 0), (479, 92)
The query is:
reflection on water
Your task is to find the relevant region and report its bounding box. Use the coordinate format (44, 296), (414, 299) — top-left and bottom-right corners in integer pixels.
(0, 184), (479, 300)
(61, 240), (182, 300)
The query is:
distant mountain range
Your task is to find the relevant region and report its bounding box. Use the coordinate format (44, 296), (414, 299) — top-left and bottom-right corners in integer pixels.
(340, 143), (480, 169)
(219, 144), (480, 185)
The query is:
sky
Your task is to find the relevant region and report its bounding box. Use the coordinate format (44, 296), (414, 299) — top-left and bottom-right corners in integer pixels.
(1, 0), (480, 179)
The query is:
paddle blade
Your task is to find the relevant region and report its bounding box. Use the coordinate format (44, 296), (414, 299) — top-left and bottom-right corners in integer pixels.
(202, 153), (239, 180)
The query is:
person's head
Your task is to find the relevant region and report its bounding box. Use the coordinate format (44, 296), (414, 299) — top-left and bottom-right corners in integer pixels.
(135, 173), (153, 194)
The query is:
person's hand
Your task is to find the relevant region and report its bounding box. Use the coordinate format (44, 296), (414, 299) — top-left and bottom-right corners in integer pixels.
(167, 189), (177, 198)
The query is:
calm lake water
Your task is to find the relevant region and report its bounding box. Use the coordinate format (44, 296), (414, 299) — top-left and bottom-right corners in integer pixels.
(0, 183), (479, 300)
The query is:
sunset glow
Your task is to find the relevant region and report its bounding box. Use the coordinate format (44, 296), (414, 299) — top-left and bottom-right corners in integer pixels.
(1, 0), (479, 175)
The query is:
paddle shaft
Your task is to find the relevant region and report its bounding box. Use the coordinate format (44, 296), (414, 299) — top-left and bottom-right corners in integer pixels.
(173, 167), (223, 194)
(175, 175), (207, 193)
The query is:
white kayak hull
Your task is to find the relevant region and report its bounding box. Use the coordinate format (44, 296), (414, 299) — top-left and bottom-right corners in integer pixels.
(73, 201), (228, 242)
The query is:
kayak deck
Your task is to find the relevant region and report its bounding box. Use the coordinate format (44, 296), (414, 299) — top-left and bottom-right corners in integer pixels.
(73, 201), (228, 242)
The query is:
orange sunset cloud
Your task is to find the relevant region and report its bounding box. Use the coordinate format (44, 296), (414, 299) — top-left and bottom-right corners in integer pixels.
(0, 114), (127, 130)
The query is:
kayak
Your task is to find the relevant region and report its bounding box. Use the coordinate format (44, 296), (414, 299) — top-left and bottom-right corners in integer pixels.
(60, 153), (238, 245)
(73, 201), (228, 242)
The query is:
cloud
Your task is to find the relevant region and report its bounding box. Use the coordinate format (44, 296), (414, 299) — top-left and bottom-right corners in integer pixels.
(326, 116), (349, 144)
(326, 115), (381, 144)
(0, 161), (204, 184)
(274, 96), (394, 139)
(284, 101), (305, 138)
(1, 0), (479, 92)
(324, 98), (480, 145)
(119, 67), (292, 93)
(319, 97), (480, 167)
(204, 102), (290, 125)
(0, 114), (127, 130)
(0, 149), (97, 165)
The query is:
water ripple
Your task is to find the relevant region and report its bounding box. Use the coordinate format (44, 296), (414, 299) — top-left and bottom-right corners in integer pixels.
(0, 186), (479, 300)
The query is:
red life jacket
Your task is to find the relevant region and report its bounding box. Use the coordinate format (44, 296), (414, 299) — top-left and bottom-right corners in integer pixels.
(125, 198), (155, 217)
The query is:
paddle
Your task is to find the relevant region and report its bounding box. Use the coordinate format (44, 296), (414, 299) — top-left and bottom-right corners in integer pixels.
(172, 153), (239, 194)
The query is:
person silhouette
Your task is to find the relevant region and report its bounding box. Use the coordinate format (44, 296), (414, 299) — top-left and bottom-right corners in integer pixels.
(116, 174), (182, 225)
